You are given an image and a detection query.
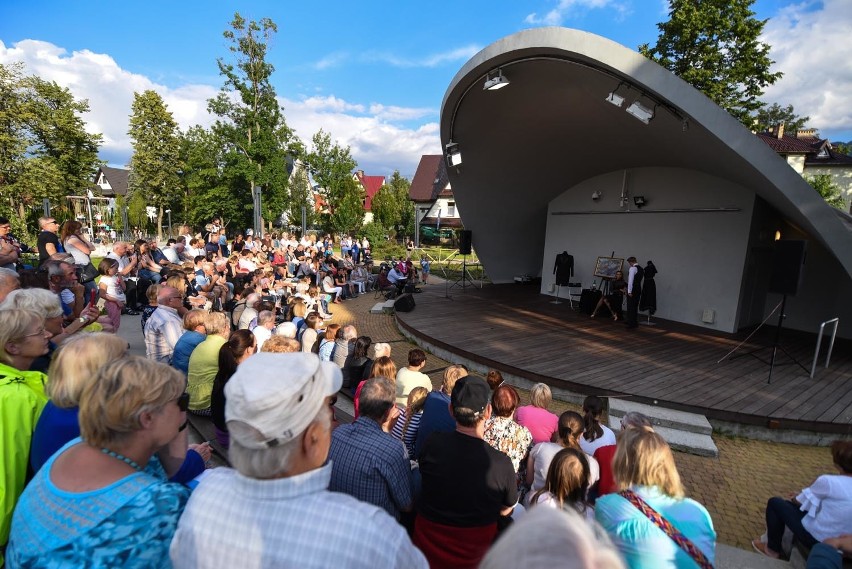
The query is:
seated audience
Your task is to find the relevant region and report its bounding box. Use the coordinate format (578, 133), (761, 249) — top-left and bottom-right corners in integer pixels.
(596, 411), (653, 497)
(329, 377), (414, 520)
(0, 309), (51, 554)
(515, 382), (559, 444)
(580, 395), (616, 456)
(210, 329), (256, 448)
(483, 384), (533, 484)
(392, 386), (428, 458)
(414, 375), (517, 569)
(753, 440), (852, 560)
(6, 357), (191, 567)
(260, 336), (301, 353)
(595, 427), (716, 569)
(395, 348), (431, 406)
(528, 447), (594, 521)
(318, 323), (340, 361)
(333, 324), (358, 370)
(143, 286), (186, 364)
(171, 309), (207, 376)
(526, 411), (600, 506)
(486, 369), (505, 391)
(343, 336), (372, 388)
(299, 312), (322, 353)
(187, 312), (231, 415)
(479, 506), (625, 569)
(414, 364), (468, 458)
(252, 310), (275, 351)
(170, 353), (427, 568)
(354, 356), (396, 418)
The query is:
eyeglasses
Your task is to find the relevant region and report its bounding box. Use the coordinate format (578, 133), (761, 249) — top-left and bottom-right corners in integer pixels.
(17, 327), (46, 340)
(176, 393), (190, 412)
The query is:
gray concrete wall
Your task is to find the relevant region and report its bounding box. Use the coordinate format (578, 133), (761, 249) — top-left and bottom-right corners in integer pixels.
(540, 167), (755, 333)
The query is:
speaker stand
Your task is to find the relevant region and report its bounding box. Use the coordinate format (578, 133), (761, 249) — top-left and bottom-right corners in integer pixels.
(451, 255), (476, 290)
(721, 295), (808, 383)
(551, 284), (563, 304)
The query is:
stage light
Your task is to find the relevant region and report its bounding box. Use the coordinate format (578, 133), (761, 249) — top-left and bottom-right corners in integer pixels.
(626, 100), (656, 124)
(605, 83), (627, 108)
(445, 142), (462, 167)
(591, 191), (602, 201)
(633, 195), (646, 208)
(774, 230), (781, 241)
(483, 69), (509, 91)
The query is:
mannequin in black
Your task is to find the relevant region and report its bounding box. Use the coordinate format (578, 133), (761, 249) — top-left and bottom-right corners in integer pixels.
(553, 252), (574, 286)
(639, 261), (658, 315)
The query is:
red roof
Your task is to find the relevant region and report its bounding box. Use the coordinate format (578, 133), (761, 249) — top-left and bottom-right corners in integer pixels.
(354, 171), (385, 211)
(409, 155), (449, 202)
(755, 132), (824, 154)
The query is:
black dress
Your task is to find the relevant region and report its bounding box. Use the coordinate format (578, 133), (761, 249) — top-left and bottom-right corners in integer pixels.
(639, 261), (658, 315)
(608, 278), (626, 318)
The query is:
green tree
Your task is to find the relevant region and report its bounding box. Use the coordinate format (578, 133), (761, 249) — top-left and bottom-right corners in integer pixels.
(834, 141), (851, 156)
(208, 13), (299, 235)
(329, 177), (365, 235)
(639, 0), (782, 126)
(370, 170), (413, 236)
(306, 130), (357, 204)
(0, 62), (102, 231)
(753, 103), (809, 134)
(128, 90), (183, 240)
(807, 174), (845, 210)
(283, 159), (316, 231)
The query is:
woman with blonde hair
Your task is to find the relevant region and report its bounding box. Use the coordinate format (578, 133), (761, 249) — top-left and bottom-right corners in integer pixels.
(187, 311), (231, 415)
(60, 220), (97, 298)
(595, 427), (716, 569)
(392, 385), (428, 458)
(515, 382), (559, 444)
(7, 357), (192, 567)
(171, 309), (208, 375)
(0, 309), (52, 553)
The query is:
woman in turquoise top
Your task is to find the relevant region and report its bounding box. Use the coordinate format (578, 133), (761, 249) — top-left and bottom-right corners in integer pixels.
(7, 356), (191, 568)
(595, 428), (716, 569)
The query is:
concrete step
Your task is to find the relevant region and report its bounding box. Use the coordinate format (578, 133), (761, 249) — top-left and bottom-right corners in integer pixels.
(609, 398), (712, 435)
(607, 415), (719, 457)
(370, 302), (386, 314)
(716, 544), (790, 569)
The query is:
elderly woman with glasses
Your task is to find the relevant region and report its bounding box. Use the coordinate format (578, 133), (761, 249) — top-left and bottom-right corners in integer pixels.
(0, 309), (53, 557)
(7, 357), (192, 567)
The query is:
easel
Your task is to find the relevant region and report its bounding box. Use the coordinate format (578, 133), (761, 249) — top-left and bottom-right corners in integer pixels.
(718, 295), (808, 383)
(551, 284), (563, 304)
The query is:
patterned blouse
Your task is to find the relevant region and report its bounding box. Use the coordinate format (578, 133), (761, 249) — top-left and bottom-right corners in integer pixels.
(483, 416), (534, 474)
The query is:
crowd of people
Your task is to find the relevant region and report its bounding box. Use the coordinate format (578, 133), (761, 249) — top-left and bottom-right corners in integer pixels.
(2, 213), (851, 568)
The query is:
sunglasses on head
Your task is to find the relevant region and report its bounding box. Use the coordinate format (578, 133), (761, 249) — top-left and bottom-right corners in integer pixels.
(177, 392), (190, 412)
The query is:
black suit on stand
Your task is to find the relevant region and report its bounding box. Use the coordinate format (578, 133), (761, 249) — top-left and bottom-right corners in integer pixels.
(553, 252), (574, 286)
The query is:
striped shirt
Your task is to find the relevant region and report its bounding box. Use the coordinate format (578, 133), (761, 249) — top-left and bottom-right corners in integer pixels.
(391, 408), (423, 459)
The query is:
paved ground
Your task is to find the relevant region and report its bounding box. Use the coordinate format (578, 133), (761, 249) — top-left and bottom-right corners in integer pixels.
(118, 281), (837, 553)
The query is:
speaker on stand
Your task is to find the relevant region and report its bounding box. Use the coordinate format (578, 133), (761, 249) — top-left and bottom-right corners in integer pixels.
(453, 230), (475, 289)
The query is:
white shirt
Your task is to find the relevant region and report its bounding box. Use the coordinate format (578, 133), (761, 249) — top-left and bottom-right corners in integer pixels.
(253, 326), (272, 351)
(170, 463), (427, 569)
(387, 268), (404, 284)
(627, 264), (638, 294)
(162, 246), (180, 264)
(143, 306), (185, 364)
(579, 425), (617, 456)
(797, 474), (852, 542)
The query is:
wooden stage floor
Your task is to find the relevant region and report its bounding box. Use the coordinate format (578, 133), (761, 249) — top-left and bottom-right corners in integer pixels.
(395, 283), (852, 435)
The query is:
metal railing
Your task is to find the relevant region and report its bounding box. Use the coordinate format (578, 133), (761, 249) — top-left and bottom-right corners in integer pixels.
(810, 317), (839, 379)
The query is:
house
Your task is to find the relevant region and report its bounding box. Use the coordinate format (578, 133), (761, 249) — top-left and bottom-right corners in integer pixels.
(756, 125), (852, 212)
(353, 170), (385, 223)
(409, 155), (464, 243)
(93, 165), (130, 197)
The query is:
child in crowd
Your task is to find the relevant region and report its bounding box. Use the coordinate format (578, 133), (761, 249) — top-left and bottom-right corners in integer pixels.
(528, 447), (594, 521)
(97, 258), (125, 331)
(392, 386), (428, 459)
(420, 255), (430, 284)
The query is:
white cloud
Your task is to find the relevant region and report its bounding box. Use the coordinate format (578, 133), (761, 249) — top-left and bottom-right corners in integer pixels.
(525, 0), (629, 26)
(761, 0), (852, 136)
(313, 51), (348, 70)
(361, 45), (481, 68)
(0, 39), (440, 175)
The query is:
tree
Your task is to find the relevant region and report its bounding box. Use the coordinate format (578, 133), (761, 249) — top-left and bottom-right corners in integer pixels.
(208, 13), (299, 234)
(639, 0), (782, 126)
(305, 129), (358, 212)
(329, 177), (365, 235)
(128, 90), (183, 240)
(753, 103), (809, 134)
(0, 62), (102, 234)
(807, 174), (846, 210)
(370, 171), (414, 236)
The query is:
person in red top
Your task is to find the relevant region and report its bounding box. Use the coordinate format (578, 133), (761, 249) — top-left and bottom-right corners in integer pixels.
(594, 411), (653, 497)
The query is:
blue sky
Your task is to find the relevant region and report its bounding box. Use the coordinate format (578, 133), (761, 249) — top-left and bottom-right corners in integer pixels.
(1, 0), (850, 177)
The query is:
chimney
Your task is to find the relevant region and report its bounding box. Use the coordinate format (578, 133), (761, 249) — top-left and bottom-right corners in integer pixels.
(356, 169), (365, 177)
(776, 122), (785, 139)
(796, 128), (817, 139)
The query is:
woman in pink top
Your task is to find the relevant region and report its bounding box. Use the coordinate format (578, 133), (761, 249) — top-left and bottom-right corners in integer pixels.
(515, 383), (559, 444)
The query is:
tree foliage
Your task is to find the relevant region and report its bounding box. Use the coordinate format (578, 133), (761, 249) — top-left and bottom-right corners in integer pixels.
(305, 129), (358, 206)
(329, 177), (365, 235)
(639, 0), (782, 126)
(753, 103), (809, 134)
(128, 90), (184, 240)
(807, 174), (846, 210)
(207, 12), (299, 233)
(371, 170), (413, 236)
(0, 62), (102, 229)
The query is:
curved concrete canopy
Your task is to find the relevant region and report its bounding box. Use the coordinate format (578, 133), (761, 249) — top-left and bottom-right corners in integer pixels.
(440, 27), (852, 283)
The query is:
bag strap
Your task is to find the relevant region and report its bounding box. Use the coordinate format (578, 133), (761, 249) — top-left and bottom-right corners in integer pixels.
(619, 490), (713, 569)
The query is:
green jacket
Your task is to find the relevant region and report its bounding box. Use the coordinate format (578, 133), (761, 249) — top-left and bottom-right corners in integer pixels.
(0, 361), (48, 554)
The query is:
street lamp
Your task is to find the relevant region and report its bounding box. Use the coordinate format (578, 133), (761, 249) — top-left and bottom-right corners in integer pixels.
(165, 209), (172, 237)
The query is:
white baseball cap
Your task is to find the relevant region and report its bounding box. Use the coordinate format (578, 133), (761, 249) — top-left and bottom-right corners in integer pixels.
(225, 352), (342, 449)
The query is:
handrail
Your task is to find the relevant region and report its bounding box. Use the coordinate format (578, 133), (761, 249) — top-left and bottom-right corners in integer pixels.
(810, 318), (840, 379)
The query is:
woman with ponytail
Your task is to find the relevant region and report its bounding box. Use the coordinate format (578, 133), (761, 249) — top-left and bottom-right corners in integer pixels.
(525, 411), (600, 506)
(579, 395), (615, 456)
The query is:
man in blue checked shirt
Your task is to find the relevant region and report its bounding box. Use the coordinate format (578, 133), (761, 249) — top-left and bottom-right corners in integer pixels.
(328, 376), (414, 519)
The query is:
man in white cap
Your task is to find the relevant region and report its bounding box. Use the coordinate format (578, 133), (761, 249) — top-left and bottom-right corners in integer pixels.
(170, 353), (427, 569)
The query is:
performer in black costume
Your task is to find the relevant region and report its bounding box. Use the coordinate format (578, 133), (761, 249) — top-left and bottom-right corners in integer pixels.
(553, 251), (574, 285)
(590, 270), (626, 321)
(639, 260), (658, 315)
(625, 256), (643, 329)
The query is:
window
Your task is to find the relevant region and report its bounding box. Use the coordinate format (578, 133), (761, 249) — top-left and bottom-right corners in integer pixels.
(447, 201), (456, 217)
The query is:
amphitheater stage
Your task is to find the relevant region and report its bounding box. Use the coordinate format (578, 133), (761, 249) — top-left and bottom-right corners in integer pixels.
(394, 283), (852, 438)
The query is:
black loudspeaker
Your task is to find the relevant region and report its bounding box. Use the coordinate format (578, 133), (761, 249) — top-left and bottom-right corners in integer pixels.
(458, 230), (472, 255)
(394, 293), (416, 313)
(769, 240), (807, 296)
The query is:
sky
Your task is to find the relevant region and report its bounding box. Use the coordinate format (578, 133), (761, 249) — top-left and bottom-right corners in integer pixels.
(1, 0), (850, 179)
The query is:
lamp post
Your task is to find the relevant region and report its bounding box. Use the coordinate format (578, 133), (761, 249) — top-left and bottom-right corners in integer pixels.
(165, 209), (172, 237)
